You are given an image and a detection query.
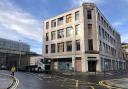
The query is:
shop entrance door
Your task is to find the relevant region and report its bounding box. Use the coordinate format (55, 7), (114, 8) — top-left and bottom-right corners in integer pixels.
(88, 60), (97, 72)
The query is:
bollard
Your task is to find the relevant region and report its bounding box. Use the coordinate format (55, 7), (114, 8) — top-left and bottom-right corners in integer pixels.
(76, 80), (79, 88)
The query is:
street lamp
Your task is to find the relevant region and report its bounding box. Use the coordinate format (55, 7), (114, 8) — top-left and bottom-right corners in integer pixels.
(104, 61), (107, 76)
(18, 40), (22, 70)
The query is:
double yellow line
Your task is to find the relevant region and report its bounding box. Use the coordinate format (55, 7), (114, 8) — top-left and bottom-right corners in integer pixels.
(99, 80), (122, 89)
(10, 76), (19, 89)
(0, 73), (19, 89)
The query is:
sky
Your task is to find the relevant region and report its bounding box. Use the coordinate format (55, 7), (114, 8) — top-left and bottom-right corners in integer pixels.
(0, 0), (128, 54)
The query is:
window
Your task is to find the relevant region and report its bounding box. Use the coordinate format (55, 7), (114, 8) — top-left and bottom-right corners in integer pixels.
(76, 40), (80, 51)
(102, 28), (105, 38)
(75, 24), (80, 35)
(57, 42), (64, 52)
(105, 31), (107, 40)
(88, 24), (92, 36)
(46, 22), (49, 29)
(66, 14), (72, 23)
(51, 31), (56, 40)
(58, 17), (63, 26)
(51, 19), (56, 27)
(51, 44), (56, 53)
(103, 43), (105, 51)
(45, 45), (48, 53)
(97, 12), (100, 21)
(66, 27), (73, 37)
(99, 25), (101, 36)
(99, 40), (102, 51)
(75, 11), (79, 20)
(46, 33), (49, 41)
(57, 29), (64, 38)
(88, 39), (93, 51)
(101, 16), (104, 24)
(66, 41), (72, 51)
(87, 10), (92, 19)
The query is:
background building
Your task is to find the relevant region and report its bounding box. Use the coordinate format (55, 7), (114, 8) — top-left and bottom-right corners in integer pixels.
(43, 3), (126, 72)
(0, 38), (30, 69)
(122, 43), (128, 68)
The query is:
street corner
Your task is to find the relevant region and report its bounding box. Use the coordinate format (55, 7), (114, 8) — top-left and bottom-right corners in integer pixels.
(99, 79), (125, 89)
(0, 73), (14, 89)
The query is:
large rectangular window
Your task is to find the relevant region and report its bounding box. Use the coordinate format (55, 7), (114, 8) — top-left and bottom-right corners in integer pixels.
(99, 40), (102, 51)
(66, 41), (72, 51)
(57, 42), (64, 52)
(46, 22), (49, 29)
(87, 10), (92, 19)
(102, 28), (105, 38)
(66, 14), (72, 23)
(57, 29), (64, 38)
(75, 24), (80, 35)
(76, 40), (80, 51)
(46, 33), (49, 41)
(75, 11), (79, 21)
(58, 17), (63, 26)
(66, 27), (73, 37)
(51, 19), (56, 27)
(45, 45), (48, 53)
(99, 25), (101, 36)
(51, 31), (56, 40)
(51, 44), (56, 53)
(88, 24), (92, 36)
(88, 39), (93, 51)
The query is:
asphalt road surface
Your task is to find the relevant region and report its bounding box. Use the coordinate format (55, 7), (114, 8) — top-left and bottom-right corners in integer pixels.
(0, 70), (126, 89)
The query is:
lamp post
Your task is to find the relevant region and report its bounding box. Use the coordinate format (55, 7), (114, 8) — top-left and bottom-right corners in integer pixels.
(104, 61), (107, 76)
(18, 40), (22, 70)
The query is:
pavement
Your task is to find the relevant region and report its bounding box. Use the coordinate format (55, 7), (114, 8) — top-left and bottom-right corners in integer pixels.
(0, 72), (13, 89)
(105, 78), (128, 89)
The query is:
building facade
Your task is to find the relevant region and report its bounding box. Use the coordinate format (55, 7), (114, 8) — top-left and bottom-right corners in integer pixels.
(0, 38), (30, 69)
(122, 43), (128, 68)
(43, 3), (126, 72)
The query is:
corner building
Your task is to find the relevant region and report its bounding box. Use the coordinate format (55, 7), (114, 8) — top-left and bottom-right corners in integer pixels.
(43, 3), (126, 72)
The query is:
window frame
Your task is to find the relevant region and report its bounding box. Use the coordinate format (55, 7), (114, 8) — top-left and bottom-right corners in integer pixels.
(66, 14), (72, 23)
(66, 41), (72, 52)
(66, 26), (73, 37)
(75, 11), (79, 21)
(51, 44), (56, 53)
(76, 40), (80, 51)
(57, 29), (64, 39)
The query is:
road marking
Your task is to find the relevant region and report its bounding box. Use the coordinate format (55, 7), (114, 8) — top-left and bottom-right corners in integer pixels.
(10, 76), (19, 89)
(0, 73), (19, 89)
(90, 86), (95, 89)
(99, 80), (123, 89)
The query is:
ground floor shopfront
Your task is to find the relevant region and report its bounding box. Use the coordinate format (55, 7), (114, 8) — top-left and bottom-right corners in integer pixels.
(50, 54), (126, 72)
(0, 52), (30, 69)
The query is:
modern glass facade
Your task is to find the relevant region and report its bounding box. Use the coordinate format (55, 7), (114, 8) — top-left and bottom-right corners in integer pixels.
(0, 38), (30, 53)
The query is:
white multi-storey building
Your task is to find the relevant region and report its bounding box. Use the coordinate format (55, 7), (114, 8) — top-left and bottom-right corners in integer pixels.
(43, 3), (126, 72)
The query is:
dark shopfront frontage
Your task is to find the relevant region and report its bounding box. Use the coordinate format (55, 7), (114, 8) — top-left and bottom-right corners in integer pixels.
(0, 52), (29, 70)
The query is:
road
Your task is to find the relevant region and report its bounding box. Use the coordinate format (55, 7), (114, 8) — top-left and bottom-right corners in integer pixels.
(0, 70), (126, 89)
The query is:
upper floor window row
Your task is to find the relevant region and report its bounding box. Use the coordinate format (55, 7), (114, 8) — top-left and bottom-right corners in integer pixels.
(45, 11), (80, 29)
(97, 12), (118, 37)
(45, 25), (80, 41)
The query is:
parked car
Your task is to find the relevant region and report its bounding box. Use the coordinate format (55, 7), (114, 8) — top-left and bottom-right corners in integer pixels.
(0, 65), (7, 70)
